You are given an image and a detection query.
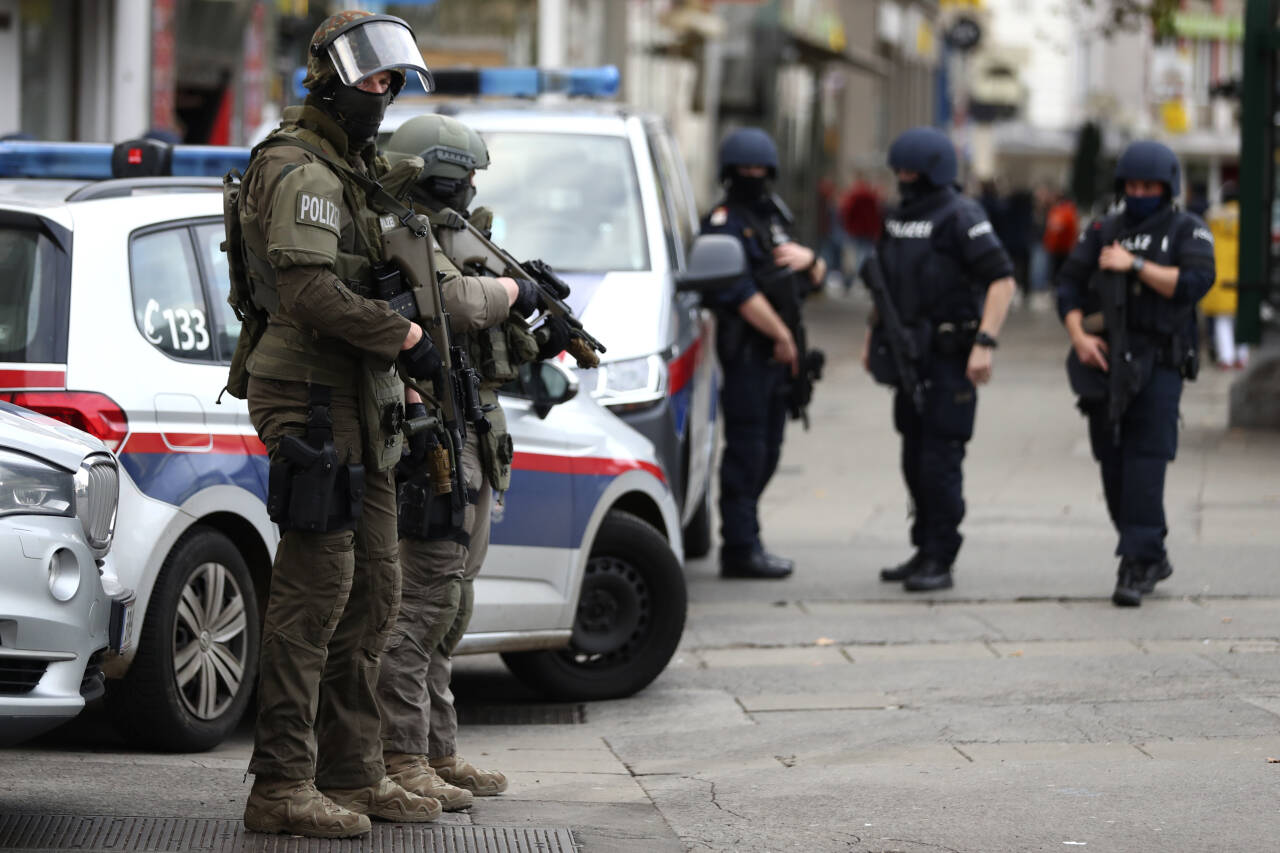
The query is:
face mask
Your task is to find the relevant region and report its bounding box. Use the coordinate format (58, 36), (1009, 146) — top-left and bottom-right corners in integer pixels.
(327, 84), (392, 144)
(726, 174), (767, 202)
(419, 175), (475, 212)
(898, 180), (930, 203)
(1124, 194), (1163, 223)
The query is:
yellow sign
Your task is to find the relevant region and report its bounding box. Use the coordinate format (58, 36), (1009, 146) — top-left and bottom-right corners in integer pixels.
(1160, 99), (1189, 134)
(940, 0), (984, 7)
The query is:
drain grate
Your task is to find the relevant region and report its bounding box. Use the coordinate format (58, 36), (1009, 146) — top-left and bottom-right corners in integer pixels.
(457, 703), (585, 726)
(0, 814), (576, 853)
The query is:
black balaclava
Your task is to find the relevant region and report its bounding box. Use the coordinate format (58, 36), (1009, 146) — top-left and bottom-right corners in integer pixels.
(323, 82), (392, 146)
(1123, 192), (1166, 224)
(725, 172), (768, 204)
(418, 175), (475, 212)
(898, 176), (934, 205)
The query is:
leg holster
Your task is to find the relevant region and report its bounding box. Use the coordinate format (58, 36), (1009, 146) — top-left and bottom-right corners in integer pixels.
(266, 384), (365, 533)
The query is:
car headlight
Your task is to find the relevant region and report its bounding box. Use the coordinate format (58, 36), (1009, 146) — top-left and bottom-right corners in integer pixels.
(587, 354), (668, 413)
(0, 449), (74, 519)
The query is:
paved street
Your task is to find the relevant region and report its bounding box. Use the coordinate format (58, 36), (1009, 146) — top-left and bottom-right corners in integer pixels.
(2, 292), (1279, 852)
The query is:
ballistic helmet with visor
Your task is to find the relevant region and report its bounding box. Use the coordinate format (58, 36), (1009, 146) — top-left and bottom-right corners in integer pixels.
(888, 127), (957, 187)
(304, 11), (432, 95)
(718, 128), (779, 179)
(385, 114), (489, 180)
(1114, 140), (1180, 198)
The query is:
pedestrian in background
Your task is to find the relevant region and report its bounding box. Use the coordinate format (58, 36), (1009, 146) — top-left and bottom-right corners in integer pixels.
(863, 127), (1016, 592)
(816, 176), (851, 289)
(1201, 180), (1247, 369)
(1056, 141), (1214, 607)
(840, 171), (883, 292)
(701, 128), (824, 579)
(1043, 187), (1079, 281)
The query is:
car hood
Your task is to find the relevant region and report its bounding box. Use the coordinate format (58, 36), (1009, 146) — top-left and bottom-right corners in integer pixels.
(0, 402), (103, 471)
(560, 271), (671, 363)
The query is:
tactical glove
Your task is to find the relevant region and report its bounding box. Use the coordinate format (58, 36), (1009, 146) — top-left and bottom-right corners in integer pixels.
(513, 278), (540, 318)
(400, 335), (442, 379)
(535, 316), (573, 361)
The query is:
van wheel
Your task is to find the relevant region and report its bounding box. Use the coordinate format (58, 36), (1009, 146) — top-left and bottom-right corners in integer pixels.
(107, 526), (259, 751)
(502, 511), (686, 701)
(682, 488), (713, 559)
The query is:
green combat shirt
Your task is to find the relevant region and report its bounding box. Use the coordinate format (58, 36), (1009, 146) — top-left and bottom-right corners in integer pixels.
(241, 104), (411, 388)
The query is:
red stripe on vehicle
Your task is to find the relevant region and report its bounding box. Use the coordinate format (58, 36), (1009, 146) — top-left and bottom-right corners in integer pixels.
(513, 451), (665, 484)
(0, 368), (66, 389)
(667, 335), (702, 395)
(121, 432), (266, 455)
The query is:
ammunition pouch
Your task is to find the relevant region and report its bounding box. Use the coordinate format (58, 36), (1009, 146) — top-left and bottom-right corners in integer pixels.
(266, 385), (365, 533)
(397, 467), (475, 545)
(868, 322), (931, 388)
(358, 358), (406, 473)
(477, 396), (513, 492)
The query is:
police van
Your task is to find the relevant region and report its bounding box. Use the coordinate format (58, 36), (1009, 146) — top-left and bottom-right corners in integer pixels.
(370, 66), (723, 559)
(0, 138), (726, 751)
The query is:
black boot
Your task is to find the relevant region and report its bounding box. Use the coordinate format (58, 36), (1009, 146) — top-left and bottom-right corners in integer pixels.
(903, 557), (953, 592)
(762, 551), (796, 575)
(1136, 557), (1173, 594)
(1112, 557), (1143, 607)
(880, 552), (923, 582)
(721, 549), (793, 579)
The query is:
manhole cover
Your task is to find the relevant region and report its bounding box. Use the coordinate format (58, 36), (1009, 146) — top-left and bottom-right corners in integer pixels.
(0, 814), (576, 852)
(457, 703), (585, 725)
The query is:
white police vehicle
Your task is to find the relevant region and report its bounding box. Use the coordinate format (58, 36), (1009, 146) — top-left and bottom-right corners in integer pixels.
(0, 137), (723, 751)
(365, 66), (723, 558)
(0, 400), (131, 745)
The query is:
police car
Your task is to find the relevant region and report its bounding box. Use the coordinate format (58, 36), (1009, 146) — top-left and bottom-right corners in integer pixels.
(0, 138), (698, 751)
(369, 66), (723, 559)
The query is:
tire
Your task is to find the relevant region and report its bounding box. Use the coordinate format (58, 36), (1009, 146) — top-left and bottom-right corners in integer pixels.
(502, 511), (687, 701)
(107, 526), (260, 751)
(682, 486), (713, 559)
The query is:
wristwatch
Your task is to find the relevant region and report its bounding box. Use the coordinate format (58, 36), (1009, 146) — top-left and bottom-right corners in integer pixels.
(974, 331), (999, 349)
(1131, 256), (1146, 273)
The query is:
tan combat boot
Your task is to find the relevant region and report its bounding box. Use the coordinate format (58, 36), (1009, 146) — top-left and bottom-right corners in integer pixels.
(243, 777), (371, 838)
(385, 752), (475, 811)
(429, 754), (508, 796)
(322, 775), (442, 822)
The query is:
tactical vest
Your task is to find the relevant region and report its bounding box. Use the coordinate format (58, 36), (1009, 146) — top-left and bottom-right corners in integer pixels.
(1092, 209), (1193, 339)
(241, 118), (388, 389)
(722, 199), (810, 352)
(879, 192), (971, 325)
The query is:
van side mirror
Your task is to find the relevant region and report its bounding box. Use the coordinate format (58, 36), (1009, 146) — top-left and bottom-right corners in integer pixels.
(676, 234), (748, 293)
(518, 359), (579, 419)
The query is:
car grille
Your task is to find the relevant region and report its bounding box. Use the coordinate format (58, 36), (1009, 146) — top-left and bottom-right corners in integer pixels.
(79, 455), (119, 557)
(0, 659), (47, 695)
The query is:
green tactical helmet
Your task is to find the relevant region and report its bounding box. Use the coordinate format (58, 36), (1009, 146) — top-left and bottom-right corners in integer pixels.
(384, 114), (490, 180)
(303, 10), (429, 95)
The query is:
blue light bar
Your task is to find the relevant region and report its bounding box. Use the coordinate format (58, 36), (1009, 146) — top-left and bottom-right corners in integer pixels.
(0, 141), (252, 181)
(0, 142), (115, 179)
(293, 65), (621, 100)
(170, 145), (250, 176)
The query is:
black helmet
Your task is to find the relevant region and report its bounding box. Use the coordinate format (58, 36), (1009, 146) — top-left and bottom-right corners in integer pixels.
(718, 128), (779, 179)
(1114, 140), (1180, 197)
(888, 127), (957, 187)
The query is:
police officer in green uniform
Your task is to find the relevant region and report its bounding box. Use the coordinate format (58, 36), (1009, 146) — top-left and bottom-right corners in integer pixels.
(229, 12), (445, 838)
(377, 115), (555, 807)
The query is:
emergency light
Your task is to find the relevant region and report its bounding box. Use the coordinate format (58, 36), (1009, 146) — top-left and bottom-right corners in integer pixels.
(291, 65), (620, 100)
(0, 139), (251, 181)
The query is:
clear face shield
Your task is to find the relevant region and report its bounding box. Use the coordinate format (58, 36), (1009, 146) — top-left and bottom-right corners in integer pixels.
(324, 17), (433, 93)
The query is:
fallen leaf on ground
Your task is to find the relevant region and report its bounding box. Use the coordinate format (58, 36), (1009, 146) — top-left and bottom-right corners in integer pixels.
(815, 637), (835, 646)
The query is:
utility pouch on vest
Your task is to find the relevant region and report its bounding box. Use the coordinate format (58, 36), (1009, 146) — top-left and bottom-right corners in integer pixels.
(478, 400), (512, 492)
(221, 169), (268, 401)
(868, 323), (931, 387)
(359, 358), (406, 473)
(268, 385), (364, 533)
(476, 326), (518, 383)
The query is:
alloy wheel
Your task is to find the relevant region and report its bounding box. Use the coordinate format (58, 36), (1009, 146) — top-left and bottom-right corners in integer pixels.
(171, 561), (249, 720)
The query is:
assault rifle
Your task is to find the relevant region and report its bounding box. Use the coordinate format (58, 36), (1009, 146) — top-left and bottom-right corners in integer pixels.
(861, 255), (926, 415)
(432, 214), (606, 368)
(1086, 269), (1145, 445)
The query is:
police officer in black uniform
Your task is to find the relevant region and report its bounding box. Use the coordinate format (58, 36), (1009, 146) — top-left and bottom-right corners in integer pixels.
(1056, 140), (1214, 607)
(863, 127), (1016, 592)
(701, 128), (825, 579)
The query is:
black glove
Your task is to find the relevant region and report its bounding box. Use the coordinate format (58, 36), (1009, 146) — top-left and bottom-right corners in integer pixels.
(401, 402), (429, 467)
(535, 316), (573, 361)
(526, 259), (571, 299)
(512, 277), (540, 318)
(399, 334), (442, 379)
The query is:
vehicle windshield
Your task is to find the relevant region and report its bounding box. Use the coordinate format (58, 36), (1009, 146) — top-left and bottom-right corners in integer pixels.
(473, 132), (649, 273)
(0, 225), (66, 363)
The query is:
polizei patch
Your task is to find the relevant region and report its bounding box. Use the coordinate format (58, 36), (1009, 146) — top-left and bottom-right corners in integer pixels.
(296, 191), (340, 234)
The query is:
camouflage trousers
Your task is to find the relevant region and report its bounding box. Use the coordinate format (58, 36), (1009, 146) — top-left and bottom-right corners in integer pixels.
(378, 430), (491, 758)
(245, 377), (401, 788)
